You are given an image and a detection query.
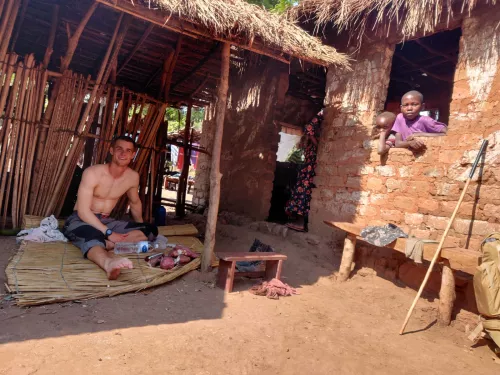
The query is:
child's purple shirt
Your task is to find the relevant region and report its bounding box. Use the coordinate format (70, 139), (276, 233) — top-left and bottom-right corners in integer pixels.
(391, 113), (447, 140)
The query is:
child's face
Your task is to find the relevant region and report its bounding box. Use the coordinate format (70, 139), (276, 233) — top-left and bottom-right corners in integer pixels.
(401, 94), (422, 120)
(375, 117), (394, 131)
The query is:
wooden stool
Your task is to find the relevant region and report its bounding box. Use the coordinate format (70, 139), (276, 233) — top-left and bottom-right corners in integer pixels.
(215, 252), (287, 293)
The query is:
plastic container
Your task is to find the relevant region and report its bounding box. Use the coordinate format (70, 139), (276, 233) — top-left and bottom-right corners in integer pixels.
(114, 241), (150, 255)
(155, 206), (167, 226)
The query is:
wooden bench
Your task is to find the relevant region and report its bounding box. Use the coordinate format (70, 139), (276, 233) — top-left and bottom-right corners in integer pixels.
(215, 252), (287, 293)
(325, 221), (481, 326)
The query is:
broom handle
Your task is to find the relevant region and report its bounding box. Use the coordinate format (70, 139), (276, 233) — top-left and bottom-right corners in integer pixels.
(399, 139), (488, 335)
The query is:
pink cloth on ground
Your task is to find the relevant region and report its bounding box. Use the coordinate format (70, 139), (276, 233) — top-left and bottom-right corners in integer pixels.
(391, 113), (447, 141)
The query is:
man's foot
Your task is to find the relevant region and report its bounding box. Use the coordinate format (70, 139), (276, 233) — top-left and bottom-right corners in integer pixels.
(104, 257), (133, 280)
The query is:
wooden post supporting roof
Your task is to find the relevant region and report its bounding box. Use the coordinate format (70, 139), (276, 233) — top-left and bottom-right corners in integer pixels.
(201, 42), (230, 273)
(176, 104), (192, 218)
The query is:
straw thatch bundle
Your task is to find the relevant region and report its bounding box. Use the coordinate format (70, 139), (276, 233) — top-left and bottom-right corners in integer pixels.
(118, 0), (350, 67)
(6, 234), (207, 306)
(293, 0), (498, 40)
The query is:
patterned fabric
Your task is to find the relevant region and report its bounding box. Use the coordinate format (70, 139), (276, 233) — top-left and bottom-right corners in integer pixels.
(285, 113), (322, 217)
(360, 224), (408, 247)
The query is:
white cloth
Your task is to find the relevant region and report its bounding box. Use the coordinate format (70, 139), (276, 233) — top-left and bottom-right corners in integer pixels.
(16, 215), (67, 243)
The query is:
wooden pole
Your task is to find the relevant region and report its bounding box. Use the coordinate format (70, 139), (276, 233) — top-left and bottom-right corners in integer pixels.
(201, 42), (230, 273)
(8, 0), (28, 52)
(60, 1), (98, 72)
(399, 140), (488, 335)
(42, 4), (59, 68)
(117, 23), (154, 75)
(176, 103), (191, 217)
(164, 36), (182, 101)
(33, 1), (97, 190)
(338, 234), (357, 282)
(438, 259), (456, 326)
(0, 0), (20, 63)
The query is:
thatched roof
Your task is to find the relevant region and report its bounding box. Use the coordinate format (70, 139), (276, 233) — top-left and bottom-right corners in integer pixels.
(293, 0), (498, 40)
(98, 0), (350, 68)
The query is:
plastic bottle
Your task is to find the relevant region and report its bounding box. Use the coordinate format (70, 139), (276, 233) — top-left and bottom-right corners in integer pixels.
(114, 241), (150, 255)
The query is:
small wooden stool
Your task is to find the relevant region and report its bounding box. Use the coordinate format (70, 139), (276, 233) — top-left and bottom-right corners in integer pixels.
(215, 252), (287, 293)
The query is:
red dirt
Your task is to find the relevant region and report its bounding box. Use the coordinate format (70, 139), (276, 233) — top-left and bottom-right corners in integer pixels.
(0, 224), (499, 374)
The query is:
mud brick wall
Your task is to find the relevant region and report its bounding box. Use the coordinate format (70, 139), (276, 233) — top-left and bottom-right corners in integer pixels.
(311, 8), (500, 310)
(309, 39), (395, 236)
(216, 58), (288, 220)
(193, 105), (216, 207)
(312, 8), (500, 243)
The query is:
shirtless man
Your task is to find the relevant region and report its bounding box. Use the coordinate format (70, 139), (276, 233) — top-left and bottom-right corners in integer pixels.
(63, 135), (158, 280)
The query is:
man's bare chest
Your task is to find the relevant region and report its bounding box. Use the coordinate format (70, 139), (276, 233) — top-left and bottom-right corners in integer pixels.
(93, 176), (131, 200)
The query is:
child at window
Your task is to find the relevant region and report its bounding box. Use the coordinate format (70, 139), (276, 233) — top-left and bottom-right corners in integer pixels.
(375, 112), (396, 155)
(392, 90), (447, 151)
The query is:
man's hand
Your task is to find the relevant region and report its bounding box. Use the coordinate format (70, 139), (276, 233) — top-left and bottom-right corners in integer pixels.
(108, 232), (128, 244)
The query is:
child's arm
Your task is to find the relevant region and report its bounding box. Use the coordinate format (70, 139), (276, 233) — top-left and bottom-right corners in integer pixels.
(395, 133), (425, 150)
(377, 131), (390, 155)
(410, 132), (446, 137)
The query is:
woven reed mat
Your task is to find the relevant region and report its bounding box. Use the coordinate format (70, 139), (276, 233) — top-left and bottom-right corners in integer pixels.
(5, 235), (203, 307)
(22, 215), (198, 237)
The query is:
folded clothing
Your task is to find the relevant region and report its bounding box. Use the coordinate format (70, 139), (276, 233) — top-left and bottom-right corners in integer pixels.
(360, 223), (408, 247)
(17, 215), (67, 243)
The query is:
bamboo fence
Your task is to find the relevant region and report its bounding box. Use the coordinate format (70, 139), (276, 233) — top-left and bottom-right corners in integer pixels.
(0, 53), (47, 229)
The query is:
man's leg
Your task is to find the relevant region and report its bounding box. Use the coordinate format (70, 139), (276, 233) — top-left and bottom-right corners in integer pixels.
(87, 245), (133, 280)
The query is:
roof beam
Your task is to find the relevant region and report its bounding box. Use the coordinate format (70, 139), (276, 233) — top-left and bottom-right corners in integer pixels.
(394, 54), (453, 83)
(414, 39), (456, 63)
(95, 0), (290, 65)
(190, 74), (211, 98)
(117, 23), (154, 75)
(171, 42), (219, 92)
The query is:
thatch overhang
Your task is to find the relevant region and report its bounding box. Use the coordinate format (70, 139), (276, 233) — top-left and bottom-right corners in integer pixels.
(97, 0), (350, 68)
(14, 0), (348, 106)
(292, 0), (498, 42)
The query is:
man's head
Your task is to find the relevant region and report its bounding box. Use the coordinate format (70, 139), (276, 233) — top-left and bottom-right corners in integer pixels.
(110, 135), (136, 167)
(375, 112), (397, 130)
(401, 90), (424, 120)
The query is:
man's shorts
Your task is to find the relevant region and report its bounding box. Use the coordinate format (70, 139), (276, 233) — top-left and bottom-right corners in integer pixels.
(63, 211), (158, 258)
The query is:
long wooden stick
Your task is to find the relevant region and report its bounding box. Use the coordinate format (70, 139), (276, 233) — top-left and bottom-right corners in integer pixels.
(399, 139), (489, 335)
(201, 42), (230, 273)
(42, 4), (59, 68)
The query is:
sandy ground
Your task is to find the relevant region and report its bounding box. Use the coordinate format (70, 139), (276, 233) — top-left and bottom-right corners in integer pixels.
(0, 223), (499, 375)
(162, 187), (193, 213)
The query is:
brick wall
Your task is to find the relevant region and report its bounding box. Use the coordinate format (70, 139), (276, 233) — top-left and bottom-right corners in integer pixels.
(192, 104), (216, 207)
(217, 58), (288, 220)
(309, 39), (395, 236)
(311, 8), (500, 248)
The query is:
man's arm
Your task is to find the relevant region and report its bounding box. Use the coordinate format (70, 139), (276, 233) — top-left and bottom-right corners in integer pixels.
(127, 173), (143, 223)
(76, 168), (108, 233)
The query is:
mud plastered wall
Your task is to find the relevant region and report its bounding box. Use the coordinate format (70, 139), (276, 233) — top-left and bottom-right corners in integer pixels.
(217, 59), (288, 220)
(193, 104), (216, 207)
(311, 8), (500, 311)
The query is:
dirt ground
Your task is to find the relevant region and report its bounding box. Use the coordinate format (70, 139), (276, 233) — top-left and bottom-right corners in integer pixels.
(0, 223), (499, 375)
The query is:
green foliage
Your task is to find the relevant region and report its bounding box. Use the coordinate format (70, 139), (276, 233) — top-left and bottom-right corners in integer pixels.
(245, 0), (296, 12)
(286, 146), (304, 164)
(164, 106), (205, 134)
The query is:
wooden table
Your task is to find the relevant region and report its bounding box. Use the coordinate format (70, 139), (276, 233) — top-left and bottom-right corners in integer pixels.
(215, 252), (287, 293)
(325, 221), (480, 326)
